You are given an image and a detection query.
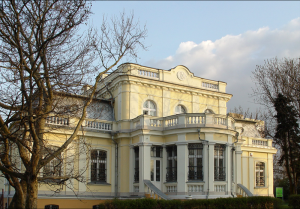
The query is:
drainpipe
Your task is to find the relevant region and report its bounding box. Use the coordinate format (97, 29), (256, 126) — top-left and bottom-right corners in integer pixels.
(198, 128), (209, 199)
(104, 80), (119, 198)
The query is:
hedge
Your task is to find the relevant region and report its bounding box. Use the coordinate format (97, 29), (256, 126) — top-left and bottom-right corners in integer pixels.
(98, 196), (283, 209)
(289, 195), (300, 209)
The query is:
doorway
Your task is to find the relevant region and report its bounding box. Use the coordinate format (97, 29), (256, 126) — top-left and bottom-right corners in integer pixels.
(150, 159), (162, 189)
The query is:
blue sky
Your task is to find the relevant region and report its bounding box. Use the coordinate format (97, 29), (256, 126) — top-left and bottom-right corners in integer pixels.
(90, 1), (300, 112)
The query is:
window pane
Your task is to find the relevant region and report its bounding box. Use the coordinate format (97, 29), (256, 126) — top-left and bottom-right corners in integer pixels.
(149, 101), (155, 109)
(156, 161), (160, 181)
(143, 101), (149, 108)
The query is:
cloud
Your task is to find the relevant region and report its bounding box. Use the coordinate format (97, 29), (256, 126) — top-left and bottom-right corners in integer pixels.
(145, 18), (300, 112)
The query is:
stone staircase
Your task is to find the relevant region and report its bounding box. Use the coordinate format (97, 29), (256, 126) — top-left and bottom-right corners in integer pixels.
(144, 180), (171, 200)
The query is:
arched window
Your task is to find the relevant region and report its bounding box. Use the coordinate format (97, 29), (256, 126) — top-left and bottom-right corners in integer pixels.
(175, 105), (186, 114)
(204, 109), (214, 114)
(143, 100), (156, 116)
(91, 150), (107, 183)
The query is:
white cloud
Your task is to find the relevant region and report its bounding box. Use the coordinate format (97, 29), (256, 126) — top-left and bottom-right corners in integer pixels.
(145, 18), (300, 112)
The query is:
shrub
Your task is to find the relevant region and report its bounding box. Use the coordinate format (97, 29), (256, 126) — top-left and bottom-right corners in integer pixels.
(289, 195), (300, 209)
(97, 196), (282, 209)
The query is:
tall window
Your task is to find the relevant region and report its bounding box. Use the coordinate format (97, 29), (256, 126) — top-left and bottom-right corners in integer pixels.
(256, 162), (265, 187)
(214, 144), (226, 181)
(166, 145), (177, 182)
(43, 146), (62, 177)
(151, 146), (162, 181)
(188, 144), (203, 180)
(91, 150), (107, 183)
(143, 100), (156, 116)
(134, 147), (139, 182)
(175, 105), (186, 114)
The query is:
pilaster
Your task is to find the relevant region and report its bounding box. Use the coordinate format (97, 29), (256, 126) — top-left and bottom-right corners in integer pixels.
(226, 143), (232, 194)
(129, 145), (134, 192)
(249, 152), (254, 193)
(78, 138), (87, 192)
(208, 142), (215, 193)
(176, 142), (188, 194)
(139, 142), (152, 193)
(162, 145), (167, 192)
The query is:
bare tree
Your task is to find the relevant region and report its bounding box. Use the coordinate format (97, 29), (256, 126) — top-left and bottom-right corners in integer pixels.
(0, 1), (147, 209)
(252, 58), (300, 195)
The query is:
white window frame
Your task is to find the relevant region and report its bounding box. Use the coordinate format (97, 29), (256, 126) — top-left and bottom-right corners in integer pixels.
(188, 143), (203, 180)
(214, 144), (226, 181)
(143, 100), (156, 116)
(90, 149), (107, 183)
(255, 161), (265, 187)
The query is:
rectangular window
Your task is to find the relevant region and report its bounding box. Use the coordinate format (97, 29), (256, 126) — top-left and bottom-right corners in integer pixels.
(134, 147), (139, 182)
(43, 146), (62, 177)
(256, 162), (265, 187)
(166, 145), (177, 182)
(214, 144), (226, 181)
(188, 144), (203, 180)
(91, 150), (107, 182)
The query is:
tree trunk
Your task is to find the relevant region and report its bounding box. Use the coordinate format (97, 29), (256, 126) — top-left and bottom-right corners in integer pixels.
(9, 179), (27, 209)
(25, 176), (38, 209)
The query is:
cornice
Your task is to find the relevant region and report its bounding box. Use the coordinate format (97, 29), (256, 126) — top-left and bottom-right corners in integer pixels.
(98, 77), (232, 102)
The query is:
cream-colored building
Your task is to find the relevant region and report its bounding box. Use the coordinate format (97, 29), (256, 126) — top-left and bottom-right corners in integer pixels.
(3, 63), (277, 208)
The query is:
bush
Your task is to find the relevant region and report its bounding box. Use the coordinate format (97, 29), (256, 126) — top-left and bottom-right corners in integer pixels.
(97, 196), (282, 209)
(289, 195), (300, 209)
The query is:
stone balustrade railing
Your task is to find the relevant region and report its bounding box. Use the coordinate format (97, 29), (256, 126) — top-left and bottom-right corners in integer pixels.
(130, 113), (235, 131)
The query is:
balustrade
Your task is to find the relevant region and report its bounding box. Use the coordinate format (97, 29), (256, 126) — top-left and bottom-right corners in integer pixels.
(46, 116), (69, 126)
(187, 116), (205, 124)
(188, 185), (203, 192)
(214, 185), (226, 192)
(165, 117), (178, 127)
(166, 186), (177, 193)
(85, 120), (112, 130)
(252, 139), (268, 146)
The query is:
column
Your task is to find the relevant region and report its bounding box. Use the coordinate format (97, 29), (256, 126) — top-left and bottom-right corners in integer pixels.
(236, 150), (243, 185)
(139, 142), (151, 193)
(203, 142), (209, 192)
(65, 142), (75, 194)
(177, 142), (188, 195)
(78, 137), (87, 192)
(162, 145), (167, 192)
(226, 143), (232, 195)
(129, 145), (134, 193)
(248, 152), (254, 193)
(268, 153), (273, 196)
(208, 142), (215, 193)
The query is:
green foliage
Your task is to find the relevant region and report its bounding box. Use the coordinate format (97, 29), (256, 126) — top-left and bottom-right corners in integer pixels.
(97, 196), (282, 209)
(288, 195), (300, 209)
(274, 93), (300, 195)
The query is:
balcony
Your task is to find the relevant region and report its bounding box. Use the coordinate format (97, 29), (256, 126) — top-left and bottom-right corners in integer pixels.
(131, 113), (235, 131)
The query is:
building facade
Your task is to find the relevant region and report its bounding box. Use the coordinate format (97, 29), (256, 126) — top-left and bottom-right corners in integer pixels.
(2, 63), (277, 208)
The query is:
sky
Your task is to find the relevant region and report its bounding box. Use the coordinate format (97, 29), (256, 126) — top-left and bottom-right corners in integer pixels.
(90, 1), (300, 113)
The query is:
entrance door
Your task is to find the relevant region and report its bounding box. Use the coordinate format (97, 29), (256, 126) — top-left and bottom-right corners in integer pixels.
(150, 159), (161, 189)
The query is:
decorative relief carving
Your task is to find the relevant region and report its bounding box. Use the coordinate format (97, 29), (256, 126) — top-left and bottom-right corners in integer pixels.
(177, 71), (187, 81)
